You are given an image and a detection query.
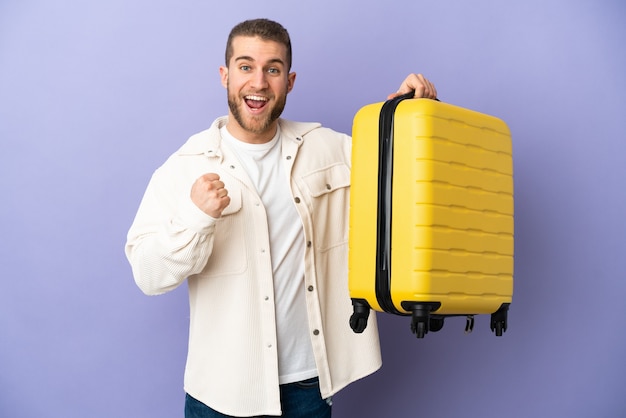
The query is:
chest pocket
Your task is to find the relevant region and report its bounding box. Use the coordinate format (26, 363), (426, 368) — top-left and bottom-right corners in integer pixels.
(302, 163), (350, 197)
(301, 163), (351, 251)
(200, 184), (247, 277)
(220, 182), (242, 216)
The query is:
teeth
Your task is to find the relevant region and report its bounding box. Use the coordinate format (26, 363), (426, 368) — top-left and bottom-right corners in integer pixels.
(245, 95), (268, 101)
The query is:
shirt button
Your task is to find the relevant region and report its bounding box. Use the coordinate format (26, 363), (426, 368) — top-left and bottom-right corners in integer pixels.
(286, 155), (292, 160)
(326, 184), (331, 190)
(307, 241), (312, 248)
(230, 165), (235, 169)
(294, 197), (301, 204)
(264, 296), (270, 301)
(308, 285), (314, 292)
(313, 329), (320, 336)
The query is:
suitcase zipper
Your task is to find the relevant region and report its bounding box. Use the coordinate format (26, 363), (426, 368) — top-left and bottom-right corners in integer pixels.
(374, 91), (415, 315)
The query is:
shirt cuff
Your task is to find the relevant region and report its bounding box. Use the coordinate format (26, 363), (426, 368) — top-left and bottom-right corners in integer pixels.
(175, 196), (218, 233)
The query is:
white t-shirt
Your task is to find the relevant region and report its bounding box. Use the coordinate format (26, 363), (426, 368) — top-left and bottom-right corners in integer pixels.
(220, 126), (317, 384)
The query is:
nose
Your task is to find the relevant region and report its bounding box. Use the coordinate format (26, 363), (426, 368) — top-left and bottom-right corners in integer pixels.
(250, 69), (269, 90)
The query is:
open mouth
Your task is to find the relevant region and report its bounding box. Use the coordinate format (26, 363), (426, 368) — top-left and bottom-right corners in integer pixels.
(245, 95), (268, 110)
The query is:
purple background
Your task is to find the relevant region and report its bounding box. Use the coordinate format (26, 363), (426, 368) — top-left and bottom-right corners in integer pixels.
(1, 1), (625, 417)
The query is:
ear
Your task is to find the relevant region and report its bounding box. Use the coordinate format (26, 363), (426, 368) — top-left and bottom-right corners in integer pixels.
(219, 66), (228, 88)
(287, 71), (296, 94)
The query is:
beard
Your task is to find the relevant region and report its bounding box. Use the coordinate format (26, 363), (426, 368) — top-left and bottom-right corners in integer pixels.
(227, 87), (287, 136)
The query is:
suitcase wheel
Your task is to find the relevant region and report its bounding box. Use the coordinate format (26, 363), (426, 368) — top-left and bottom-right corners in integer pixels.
(411, 319), (428, 339)
(490, 303), (510, 336)
(407, 303), (440, 338)
(350, 299), (371, 333)
(429, 317), (445, 333)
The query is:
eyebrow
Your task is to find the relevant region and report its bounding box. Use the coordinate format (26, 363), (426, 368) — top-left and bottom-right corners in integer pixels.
(234, 56), (285, 66)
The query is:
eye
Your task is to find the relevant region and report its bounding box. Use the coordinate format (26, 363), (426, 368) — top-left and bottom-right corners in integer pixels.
(239, 65), (251, 72)
(267, 67), (280, 75)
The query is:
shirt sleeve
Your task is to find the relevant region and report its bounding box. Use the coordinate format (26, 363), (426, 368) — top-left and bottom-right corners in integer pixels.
(125, 167), (218, 295)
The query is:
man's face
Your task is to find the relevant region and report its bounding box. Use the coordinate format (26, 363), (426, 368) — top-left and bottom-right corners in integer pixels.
(220, 36), (296, 143)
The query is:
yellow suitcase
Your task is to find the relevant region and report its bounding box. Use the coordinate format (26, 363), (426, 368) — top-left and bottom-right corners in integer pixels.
(348, 94), (514, 338)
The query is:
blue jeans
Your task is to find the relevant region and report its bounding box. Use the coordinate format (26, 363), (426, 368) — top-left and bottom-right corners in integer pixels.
(185, 377), (332, 417)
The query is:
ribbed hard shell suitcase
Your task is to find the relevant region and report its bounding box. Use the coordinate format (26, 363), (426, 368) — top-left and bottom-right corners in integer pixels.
(348, 94), (514, 338)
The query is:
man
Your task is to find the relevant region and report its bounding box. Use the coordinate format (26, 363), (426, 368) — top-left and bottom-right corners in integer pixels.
(125, 18), (437, 418)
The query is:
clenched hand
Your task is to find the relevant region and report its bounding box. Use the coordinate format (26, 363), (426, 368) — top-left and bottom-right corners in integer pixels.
(191, 173), (231, 218)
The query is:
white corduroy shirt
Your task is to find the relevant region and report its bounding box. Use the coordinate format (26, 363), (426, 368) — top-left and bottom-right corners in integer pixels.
(125, 117), (381, 416)
(220, 125), (317, 384)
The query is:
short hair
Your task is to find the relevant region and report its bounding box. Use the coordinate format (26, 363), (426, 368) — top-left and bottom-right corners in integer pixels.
(225, 18), (292, 71)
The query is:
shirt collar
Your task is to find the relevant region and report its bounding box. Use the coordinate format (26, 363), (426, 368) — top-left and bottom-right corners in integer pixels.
(176, 117), (322, 157)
